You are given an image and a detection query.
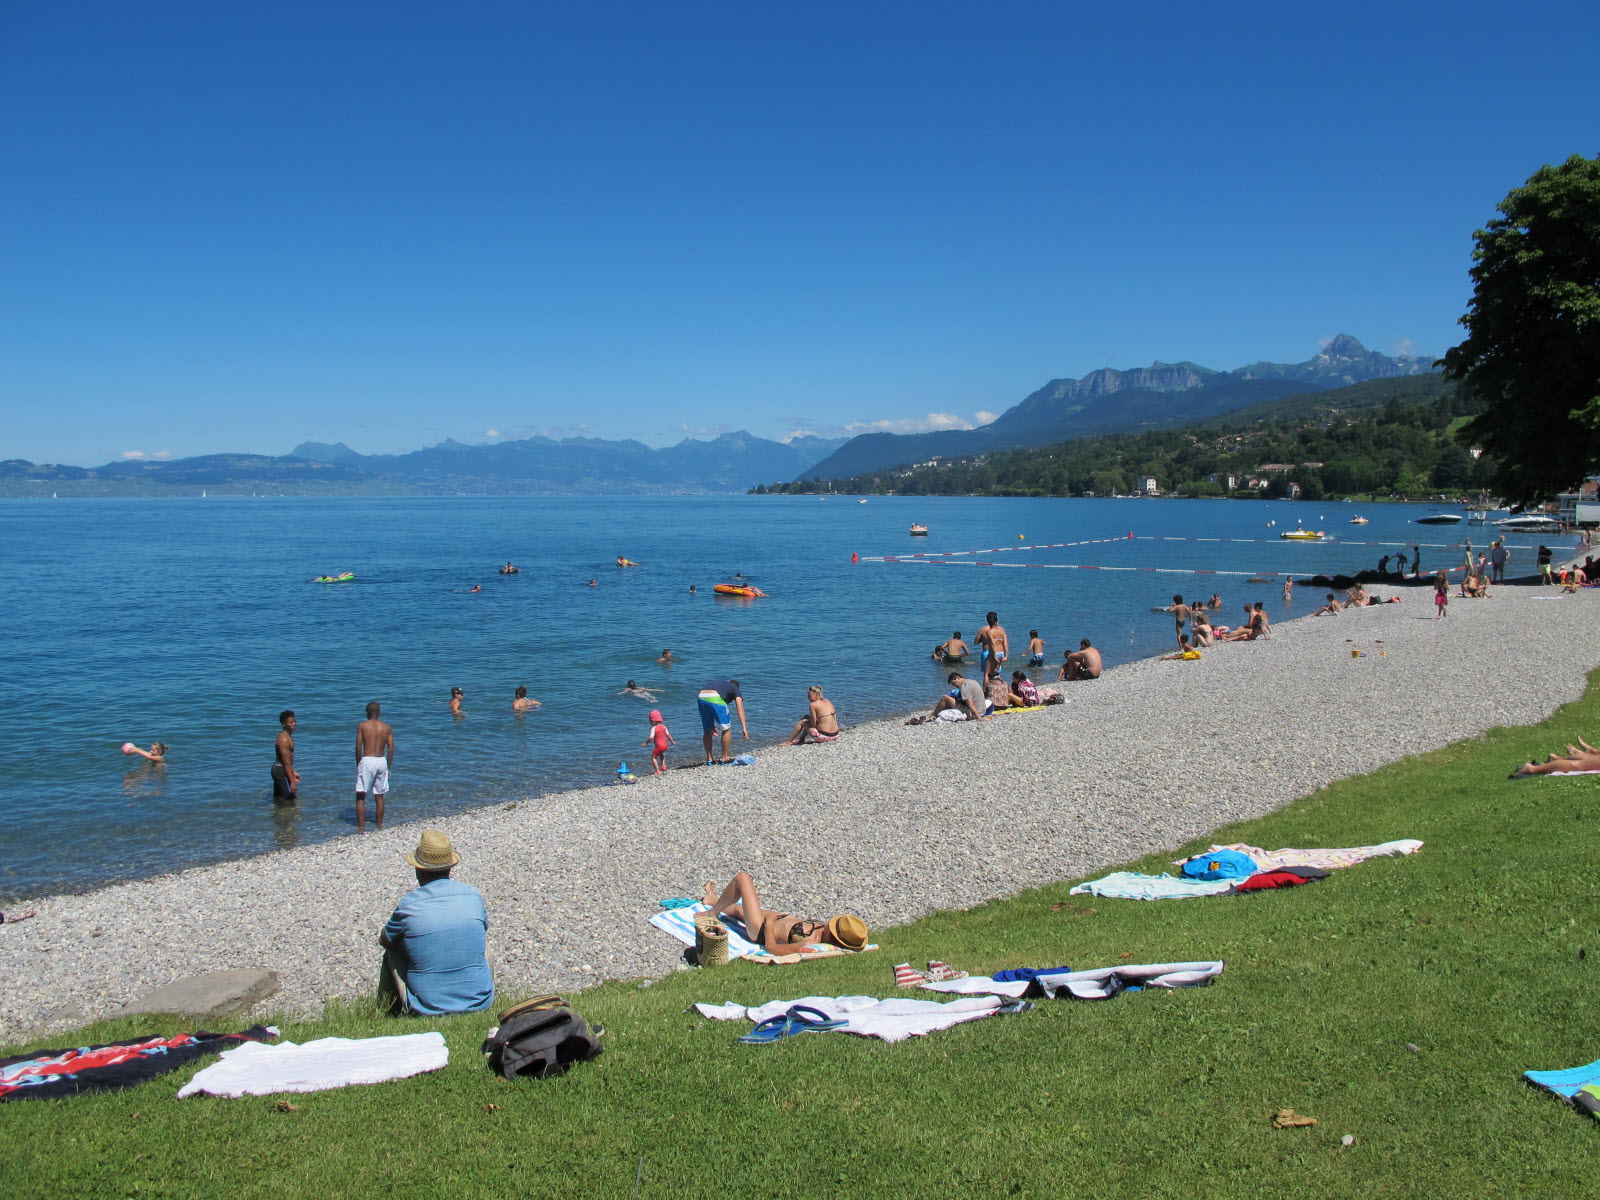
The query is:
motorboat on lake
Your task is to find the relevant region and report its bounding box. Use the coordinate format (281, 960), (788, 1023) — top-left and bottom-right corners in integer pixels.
(909, 524), (929, 536)
(1496, 514), (1562, 532)
(1415, 512), (1463, 525)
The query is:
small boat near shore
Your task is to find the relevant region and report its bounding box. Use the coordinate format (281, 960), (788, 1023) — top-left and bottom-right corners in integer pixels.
(1496, 514), (1562, 532)
(1349, 515), (1369, 525)
(909, 524), (929, 536)
(1416, 512), (1463, 525)
(1280, 527), (1327, 541)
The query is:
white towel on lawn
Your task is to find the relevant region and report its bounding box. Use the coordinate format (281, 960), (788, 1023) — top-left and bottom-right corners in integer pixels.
(918, 975), (1031, 998)
(1032, 961), (1224, 1000)
(177, 1032), (448, 1098)
(693, 994), (1002, 1043)
(1069, 873), (1235, 901)
(649, 903), (764, 960)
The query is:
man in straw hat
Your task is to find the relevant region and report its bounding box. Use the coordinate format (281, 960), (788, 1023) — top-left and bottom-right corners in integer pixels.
(378, 830), (494, 1015)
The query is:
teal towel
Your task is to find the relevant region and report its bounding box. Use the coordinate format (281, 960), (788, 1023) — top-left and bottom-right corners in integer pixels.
(658, 897), (697, 910)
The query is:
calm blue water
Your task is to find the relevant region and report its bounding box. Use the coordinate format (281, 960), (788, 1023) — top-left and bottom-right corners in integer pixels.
(1, 495), (1501, 898)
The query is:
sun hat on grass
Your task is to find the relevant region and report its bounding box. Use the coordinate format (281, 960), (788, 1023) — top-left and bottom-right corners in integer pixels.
(405, 830), (461, 870)
(828, 914), (868, 951)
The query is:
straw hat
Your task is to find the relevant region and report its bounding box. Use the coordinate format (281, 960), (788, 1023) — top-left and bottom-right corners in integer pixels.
(827, 914), (868, 951)
(405, 830), (460, 870)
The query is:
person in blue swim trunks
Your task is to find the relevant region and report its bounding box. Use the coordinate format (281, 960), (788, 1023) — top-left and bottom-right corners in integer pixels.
(697, 679), (748, 764)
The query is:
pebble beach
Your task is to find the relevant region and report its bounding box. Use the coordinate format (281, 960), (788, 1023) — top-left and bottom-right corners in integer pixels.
(4, 577), (1598, 1035)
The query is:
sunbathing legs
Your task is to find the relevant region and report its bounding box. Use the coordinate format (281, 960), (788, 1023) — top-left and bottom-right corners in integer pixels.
(702, 871), (772, 938)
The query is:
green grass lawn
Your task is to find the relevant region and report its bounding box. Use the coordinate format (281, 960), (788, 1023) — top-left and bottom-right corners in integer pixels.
(8, 678), (1600, 1199)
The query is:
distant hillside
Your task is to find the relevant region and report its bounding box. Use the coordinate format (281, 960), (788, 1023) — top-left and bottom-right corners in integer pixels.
(799, 334), (1435, 481)
(0, 431), (849, 497)
(772, 377), (1480, 501)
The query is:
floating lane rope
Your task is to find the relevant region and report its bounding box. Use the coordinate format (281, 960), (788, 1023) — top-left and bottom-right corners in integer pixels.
(1133, 536), (1538, 550)
(856, 534), (1133, 562)
(864, 558), (1477, 577)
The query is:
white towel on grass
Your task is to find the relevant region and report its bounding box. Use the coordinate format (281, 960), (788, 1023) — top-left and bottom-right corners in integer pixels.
(1033, 961), (1224, 1000)
(177, 1032), (447, 1098)
(649, 903), (764, 960)
(918, 975), (1031, 998)
(694, 994), (1002, 1043)
(1069, 873), (1235, 901)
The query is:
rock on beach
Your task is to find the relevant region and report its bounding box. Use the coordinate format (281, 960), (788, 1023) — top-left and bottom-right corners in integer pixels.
(2, 582), (1598, 1034)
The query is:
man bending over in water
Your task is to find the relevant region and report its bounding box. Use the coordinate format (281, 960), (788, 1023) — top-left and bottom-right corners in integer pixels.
(355, 701), (394, 830)
(700, 872), (867, 956)
(934, 631), (969, 662)
(273, 710), (300, 804)
(1060, 638), (1102, 681)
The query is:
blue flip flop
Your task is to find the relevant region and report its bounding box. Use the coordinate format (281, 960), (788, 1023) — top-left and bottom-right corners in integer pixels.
(738, 1015), (793, 1044)
(738, 1004), (848, 1044)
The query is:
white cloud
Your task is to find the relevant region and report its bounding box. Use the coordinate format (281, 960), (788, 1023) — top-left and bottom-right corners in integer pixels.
(843, 411), (979, 436)
(151, 450), (173, 460)
(1390, 338), (1417, 358)
(121, 450), (146, 459)
(484, 428), (501, 438)
(973, 411), (999, 425)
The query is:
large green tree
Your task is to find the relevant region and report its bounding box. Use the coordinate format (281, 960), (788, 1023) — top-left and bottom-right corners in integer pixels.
(1443, 153), (1600, 504)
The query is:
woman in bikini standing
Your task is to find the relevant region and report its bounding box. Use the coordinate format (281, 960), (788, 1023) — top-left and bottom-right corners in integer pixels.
(700, 872), (867, 955)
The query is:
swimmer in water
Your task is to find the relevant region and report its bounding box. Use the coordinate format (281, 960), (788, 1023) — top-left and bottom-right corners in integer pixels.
(123, 741), (168, 763)
(617, 556), (639, 567)
(468, 584), (482, 593)
(513, 685), (540, 712)
(588, 579), (598, 587)
(657, 649), (675, 664)
(499, 562), (520, 574)
(688, 585), (697, 593)
(449, 687), (464, 715)
(619, 681), (659, 701)
(1026, 629), (1044, 666)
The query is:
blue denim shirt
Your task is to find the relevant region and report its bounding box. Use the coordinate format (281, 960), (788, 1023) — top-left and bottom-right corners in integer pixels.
(384, 877), (494, 1015)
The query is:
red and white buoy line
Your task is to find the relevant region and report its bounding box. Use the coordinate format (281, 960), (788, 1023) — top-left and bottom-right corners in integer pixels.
(861, 557), (1477, 578)
(1132, 535), (1537, 550)
(855, 529), (1482, 577)
(856, 533), (1135, 562)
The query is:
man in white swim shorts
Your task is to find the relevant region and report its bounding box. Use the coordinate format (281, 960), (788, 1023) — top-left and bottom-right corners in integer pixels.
(355, 700), (394, 830)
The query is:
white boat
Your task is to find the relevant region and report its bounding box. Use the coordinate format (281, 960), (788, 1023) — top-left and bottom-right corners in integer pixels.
(1496, 514), (1562, 531)
(1349, 516), (1369, 525)
(909, 524), (929, 536)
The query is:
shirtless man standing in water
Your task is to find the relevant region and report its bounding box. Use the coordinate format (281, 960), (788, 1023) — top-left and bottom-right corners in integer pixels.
(976, 611), (1009, 682)
(272, 710), (300, 803)
(355, 701), (394, 830)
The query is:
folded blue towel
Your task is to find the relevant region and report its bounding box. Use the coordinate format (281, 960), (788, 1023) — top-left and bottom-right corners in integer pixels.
(658, 897), (697, 910)
(992, 966), (1073, 983)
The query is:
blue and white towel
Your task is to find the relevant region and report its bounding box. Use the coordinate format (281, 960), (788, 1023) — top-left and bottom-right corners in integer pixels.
(1068, 872), (1235, 901)
(648, 903), (765, 961)
(1032, 961), (1224, 1000)
(1525, 1057), (1600, 1101)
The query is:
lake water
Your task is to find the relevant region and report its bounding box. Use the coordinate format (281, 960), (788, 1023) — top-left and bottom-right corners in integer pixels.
(2, 494), (1507, 898)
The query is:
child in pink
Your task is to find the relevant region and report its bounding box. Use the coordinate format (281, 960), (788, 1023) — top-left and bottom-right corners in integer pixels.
(642, 710), (675, 774)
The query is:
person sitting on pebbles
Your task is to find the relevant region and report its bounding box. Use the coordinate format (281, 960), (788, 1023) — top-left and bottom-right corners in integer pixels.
(787, 684), (841, 744)
(700, 872), (867, 955)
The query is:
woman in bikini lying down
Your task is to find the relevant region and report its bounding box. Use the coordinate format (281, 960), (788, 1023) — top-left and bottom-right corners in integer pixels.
(1513, 737), (1600, 777)
(700, 872), (867, 955)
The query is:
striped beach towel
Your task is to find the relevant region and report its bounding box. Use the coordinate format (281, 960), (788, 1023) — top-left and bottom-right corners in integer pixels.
(648, 904), (764, 960)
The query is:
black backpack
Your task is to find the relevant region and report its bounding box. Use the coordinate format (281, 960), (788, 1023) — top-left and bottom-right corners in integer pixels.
(482, 996), (604, 1080)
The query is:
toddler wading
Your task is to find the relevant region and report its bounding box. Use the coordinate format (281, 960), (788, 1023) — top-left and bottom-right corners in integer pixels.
(643, 710), (675, 774)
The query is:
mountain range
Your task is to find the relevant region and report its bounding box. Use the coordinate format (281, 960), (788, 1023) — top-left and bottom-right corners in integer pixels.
(799, 334), (1435, 481)
(0, 431), (850, 497)
(1, 335), (1434, 497)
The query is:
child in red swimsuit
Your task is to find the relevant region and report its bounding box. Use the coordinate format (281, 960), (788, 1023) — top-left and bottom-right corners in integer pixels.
(643, 710), (675, 774)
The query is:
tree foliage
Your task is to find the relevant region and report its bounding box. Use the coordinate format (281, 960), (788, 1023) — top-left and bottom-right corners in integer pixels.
(1443, 153), (1600, 504)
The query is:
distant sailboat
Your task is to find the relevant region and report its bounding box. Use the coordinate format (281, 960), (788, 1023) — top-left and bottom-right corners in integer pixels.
(202, 489), (208, 498)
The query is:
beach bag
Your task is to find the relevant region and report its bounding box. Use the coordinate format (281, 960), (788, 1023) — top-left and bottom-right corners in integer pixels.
(482, 997), (604, 1080)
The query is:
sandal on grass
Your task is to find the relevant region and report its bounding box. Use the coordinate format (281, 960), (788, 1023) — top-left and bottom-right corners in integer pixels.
(738, 1004), (848, 1043)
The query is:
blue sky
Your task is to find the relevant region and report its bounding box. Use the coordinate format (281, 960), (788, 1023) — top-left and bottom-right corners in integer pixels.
(2, 1), (1596, 465)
